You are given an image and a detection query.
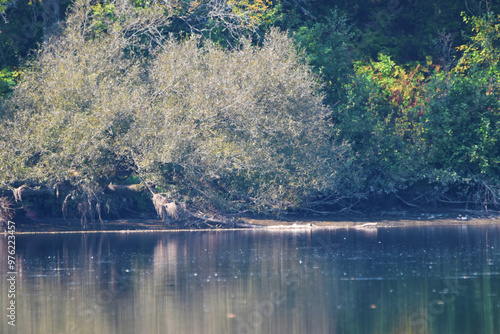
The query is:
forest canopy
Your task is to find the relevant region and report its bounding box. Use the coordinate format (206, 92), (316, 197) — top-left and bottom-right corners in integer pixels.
(1, 0), (500, 227)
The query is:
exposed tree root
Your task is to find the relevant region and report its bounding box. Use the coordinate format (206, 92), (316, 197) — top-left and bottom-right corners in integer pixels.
(0, 197), (14, 229)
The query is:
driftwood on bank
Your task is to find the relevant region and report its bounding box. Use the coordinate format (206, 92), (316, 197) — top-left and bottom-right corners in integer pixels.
(184, 210), (258, 228)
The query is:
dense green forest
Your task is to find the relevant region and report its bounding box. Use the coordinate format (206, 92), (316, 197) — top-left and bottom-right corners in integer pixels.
(0, 0), (499, 227)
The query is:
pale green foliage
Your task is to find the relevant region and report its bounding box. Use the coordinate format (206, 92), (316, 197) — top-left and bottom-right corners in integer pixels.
(1, 0), (164, 189)
(0, 0), (350, 214)
(131, 31), (349, 212)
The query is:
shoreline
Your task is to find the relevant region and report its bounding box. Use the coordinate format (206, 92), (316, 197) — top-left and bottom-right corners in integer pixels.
(4, 211), (500, 234)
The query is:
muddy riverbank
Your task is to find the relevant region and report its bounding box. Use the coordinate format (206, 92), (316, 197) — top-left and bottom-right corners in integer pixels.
(5, 209), (500, 233)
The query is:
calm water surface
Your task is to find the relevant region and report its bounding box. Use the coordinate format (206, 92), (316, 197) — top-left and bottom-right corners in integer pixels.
(1, 225), (500, 334)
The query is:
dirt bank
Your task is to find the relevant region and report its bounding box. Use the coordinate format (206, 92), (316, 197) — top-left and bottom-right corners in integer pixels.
(4, 209), (499, 233)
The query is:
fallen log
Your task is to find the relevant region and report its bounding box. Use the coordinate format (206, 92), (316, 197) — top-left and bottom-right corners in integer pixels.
(183, 210), (262, 228)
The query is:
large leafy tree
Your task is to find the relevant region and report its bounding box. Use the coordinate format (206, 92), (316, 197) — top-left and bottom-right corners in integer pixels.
(0, 0), (350, 223)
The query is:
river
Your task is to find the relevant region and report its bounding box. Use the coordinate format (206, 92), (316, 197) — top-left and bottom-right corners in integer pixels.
(1, 225), (500, 333)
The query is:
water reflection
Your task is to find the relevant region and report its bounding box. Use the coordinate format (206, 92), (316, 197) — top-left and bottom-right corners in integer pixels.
(1, 225), (500, 334)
